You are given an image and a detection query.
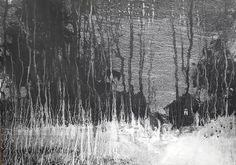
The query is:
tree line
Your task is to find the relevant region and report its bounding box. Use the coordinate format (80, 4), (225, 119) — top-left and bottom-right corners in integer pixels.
(0, 0), (236, 128)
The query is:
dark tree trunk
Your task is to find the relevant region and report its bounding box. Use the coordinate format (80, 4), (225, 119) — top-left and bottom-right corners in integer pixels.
(2, 0), (9, 73)
(128, 1), (134, 122)
(186, 0), (194, 94)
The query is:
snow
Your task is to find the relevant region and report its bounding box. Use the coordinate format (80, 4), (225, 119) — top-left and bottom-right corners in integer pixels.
(159, 136), (236, 165)
(7, 115), (236, 165)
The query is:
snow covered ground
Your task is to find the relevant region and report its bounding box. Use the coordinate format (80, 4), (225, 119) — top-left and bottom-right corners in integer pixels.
(4, 115), (236, 165)
(159, 136), (236, 165)
(114, 116), (236, 165)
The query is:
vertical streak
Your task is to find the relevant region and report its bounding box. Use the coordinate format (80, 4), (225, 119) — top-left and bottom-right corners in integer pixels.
(2, 0), (9, 74)
(186, 0), (194, 94)
(128, 1), (134, 122)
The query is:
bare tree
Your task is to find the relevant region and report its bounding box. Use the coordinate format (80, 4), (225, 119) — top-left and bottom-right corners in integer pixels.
(138, 1), (145, 93)
(2, 0), (8, 74)
(128, 0), (134, 122)
(170, 14), (179, 100)
(147, 39), (154, 115)
(186, 0), (194, 94)
(170, 4), (179, 127)
(72, 0), (82, 120)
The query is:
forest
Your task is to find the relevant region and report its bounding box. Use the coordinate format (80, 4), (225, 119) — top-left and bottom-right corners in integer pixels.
(0, 0), (236, 164)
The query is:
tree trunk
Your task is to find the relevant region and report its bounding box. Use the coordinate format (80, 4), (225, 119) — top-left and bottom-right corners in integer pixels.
(138, 1), (145, 93)
(170, 16), (179, 101)
(170, 9), (179, 127)
(128, 1), (134, 122)
(186, 0), (194, 94)
(2, 0), (9, 74)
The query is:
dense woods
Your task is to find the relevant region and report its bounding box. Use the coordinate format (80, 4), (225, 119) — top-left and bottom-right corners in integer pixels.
(0, 0), (236, 127)
(1, 1), (236, 165)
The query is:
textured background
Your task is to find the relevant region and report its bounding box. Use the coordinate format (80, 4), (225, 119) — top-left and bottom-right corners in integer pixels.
(110, 18), (203, 110)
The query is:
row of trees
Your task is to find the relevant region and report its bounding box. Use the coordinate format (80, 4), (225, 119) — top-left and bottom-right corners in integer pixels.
(0, 0), (236, 127)
(170, 0), (236, 127)
(0, 0), (154, 126)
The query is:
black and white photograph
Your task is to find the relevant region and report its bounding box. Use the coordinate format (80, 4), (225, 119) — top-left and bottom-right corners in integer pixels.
(0, 0), (236, 164)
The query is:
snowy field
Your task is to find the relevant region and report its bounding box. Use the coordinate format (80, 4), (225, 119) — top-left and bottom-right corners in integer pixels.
(3, 116), (236, 165)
